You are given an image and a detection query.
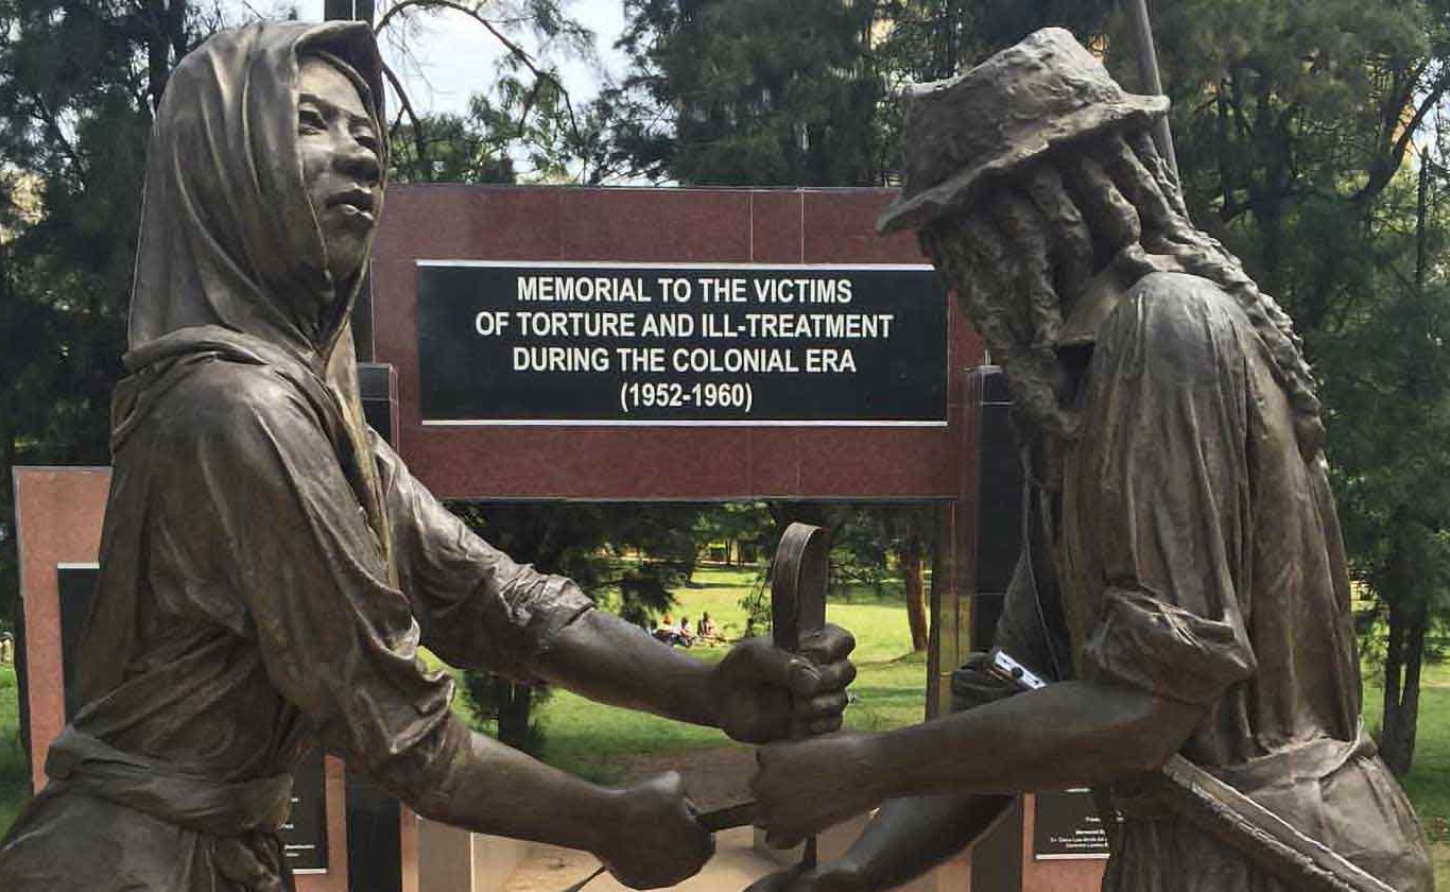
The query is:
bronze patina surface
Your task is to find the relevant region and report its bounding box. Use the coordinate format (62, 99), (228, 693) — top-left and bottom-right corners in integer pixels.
(749, 28), (1433, 892)
(0, 21), (854, 892)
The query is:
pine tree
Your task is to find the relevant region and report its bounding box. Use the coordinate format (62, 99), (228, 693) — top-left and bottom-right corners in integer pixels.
(607, 0), (883, 185)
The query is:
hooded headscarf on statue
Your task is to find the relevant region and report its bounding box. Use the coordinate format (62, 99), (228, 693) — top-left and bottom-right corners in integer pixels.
(74, 16), (424, 735)
(119, 18), (390, 547)
(128, 18), (383, 358)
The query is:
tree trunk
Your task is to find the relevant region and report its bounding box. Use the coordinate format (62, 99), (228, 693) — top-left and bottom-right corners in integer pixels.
(143, 0), (187, 110)
(1381, 597), (1428, 777)
(497, 681), (534, 751)
(901, 536), (929, 652)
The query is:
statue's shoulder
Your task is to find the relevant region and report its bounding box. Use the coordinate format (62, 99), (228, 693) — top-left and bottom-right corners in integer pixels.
(157, 354), (323, 443)
(1094, 272), (1256, 383)
(1123, 271), (1248, 332)
(1129, 271), (1234, 307)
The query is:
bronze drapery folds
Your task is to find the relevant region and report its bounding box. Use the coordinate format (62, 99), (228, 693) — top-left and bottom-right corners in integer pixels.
(0, 21), (858, 892)
(747, 28), (1433, 892)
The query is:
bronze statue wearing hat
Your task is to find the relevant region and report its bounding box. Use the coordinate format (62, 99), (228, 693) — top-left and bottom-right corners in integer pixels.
(747, 28), (1432, 892)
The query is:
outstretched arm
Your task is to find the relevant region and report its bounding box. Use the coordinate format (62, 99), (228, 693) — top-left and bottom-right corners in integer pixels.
(746, 650), (1033, 892)
(376, 437), (856, 745)
(381, 719), (711, 889)
(537, 608), (857, 744)
(752, 680), (1204, 846)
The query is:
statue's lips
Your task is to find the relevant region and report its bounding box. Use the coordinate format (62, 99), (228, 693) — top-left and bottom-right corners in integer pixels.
(327, 188), (375, 220)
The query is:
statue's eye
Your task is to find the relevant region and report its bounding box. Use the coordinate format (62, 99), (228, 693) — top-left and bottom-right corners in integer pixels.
(298, 107), (327, 131)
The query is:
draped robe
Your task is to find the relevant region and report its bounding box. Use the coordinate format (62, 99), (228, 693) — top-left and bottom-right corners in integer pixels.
(0, 21), (592, 891)
(983, 272), (1433, 892)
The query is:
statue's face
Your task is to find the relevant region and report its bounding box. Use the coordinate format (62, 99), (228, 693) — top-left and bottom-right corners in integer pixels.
(297, 56), (381, 289)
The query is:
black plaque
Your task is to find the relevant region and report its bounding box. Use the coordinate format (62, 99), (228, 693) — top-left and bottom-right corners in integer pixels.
(56, 564), (99, 722)
(417, 263), (949, 424)
(1033, 789), (1113, 860)
(280, 748), (330, 873)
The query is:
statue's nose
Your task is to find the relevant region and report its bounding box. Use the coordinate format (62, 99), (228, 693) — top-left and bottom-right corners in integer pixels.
(336, 138), (381, 186)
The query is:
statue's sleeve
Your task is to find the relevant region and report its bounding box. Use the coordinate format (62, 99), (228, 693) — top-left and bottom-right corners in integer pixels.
(1072, 276), (1260, 707)
(373, 436), (595, 681)
(164, 369), (461, 774)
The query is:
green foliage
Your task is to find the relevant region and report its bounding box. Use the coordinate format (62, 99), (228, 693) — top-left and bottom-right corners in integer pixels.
(389, 69), (616, 184)
(736, 570), (770, 637)
(1361, 662), (1450, 839)
(0, 0), (212, 628)
(449, 502), (705, 625)
(827, 503), (933, 589)
(390, 111), (518, 184)
(0, 667), (28, 836)
(378, 0), (610, 183)
(461, 669), (552, 754)
(607, 0), (885, 185)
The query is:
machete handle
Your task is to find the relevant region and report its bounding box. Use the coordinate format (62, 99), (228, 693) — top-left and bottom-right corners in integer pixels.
(770, 522), (830, 740)
(767, 522), (830, 869)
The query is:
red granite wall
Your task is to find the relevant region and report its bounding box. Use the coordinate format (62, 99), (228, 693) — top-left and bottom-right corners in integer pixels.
(371, 186), (982, 501)
(13, 466), (109, 793)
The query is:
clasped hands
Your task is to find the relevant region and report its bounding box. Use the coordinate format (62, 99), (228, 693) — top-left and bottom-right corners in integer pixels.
(599, 624), (856, 889)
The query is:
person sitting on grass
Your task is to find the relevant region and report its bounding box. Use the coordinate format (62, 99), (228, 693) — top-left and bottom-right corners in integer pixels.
(698, 613), (725, 645)
(653, 614), (680, 646)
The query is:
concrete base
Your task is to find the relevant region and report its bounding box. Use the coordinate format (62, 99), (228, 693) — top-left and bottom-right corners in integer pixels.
(419, 819), (530, 892)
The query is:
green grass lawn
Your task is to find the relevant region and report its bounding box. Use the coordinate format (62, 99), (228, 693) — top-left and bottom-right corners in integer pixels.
(0, 667), (29, 835)
(1361, 660), (1450, 885)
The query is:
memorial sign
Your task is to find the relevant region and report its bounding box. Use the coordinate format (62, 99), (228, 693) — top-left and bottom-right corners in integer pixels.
(417, 262), (948, 425)
(282, 750), (332, 874)
(1032, 790), (1113, 861)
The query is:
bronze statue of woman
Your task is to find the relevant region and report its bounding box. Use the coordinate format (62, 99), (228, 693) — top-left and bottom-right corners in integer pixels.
(0, 21), (852, 892)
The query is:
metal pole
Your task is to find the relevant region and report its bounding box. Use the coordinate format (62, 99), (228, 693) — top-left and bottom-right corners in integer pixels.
(1124, 0), (1180, 183)
(324, 0), (374, 25)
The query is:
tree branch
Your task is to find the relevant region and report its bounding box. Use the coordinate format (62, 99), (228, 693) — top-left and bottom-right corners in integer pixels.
(1355, 66), (1450, 208)
(374, 0), (585, 152)
(381, 60), (429, 175)
(27, 93), (83, 174)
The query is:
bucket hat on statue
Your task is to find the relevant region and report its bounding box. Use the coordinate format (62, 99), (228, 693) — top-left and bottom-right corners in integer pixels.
(877, 27), (1169, 234)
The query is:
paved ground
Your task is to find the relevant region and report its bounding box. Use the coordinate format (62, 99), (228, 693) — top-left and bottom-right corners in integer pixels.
(501, 746), (785, 892)
(498, 826), (778, 892)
